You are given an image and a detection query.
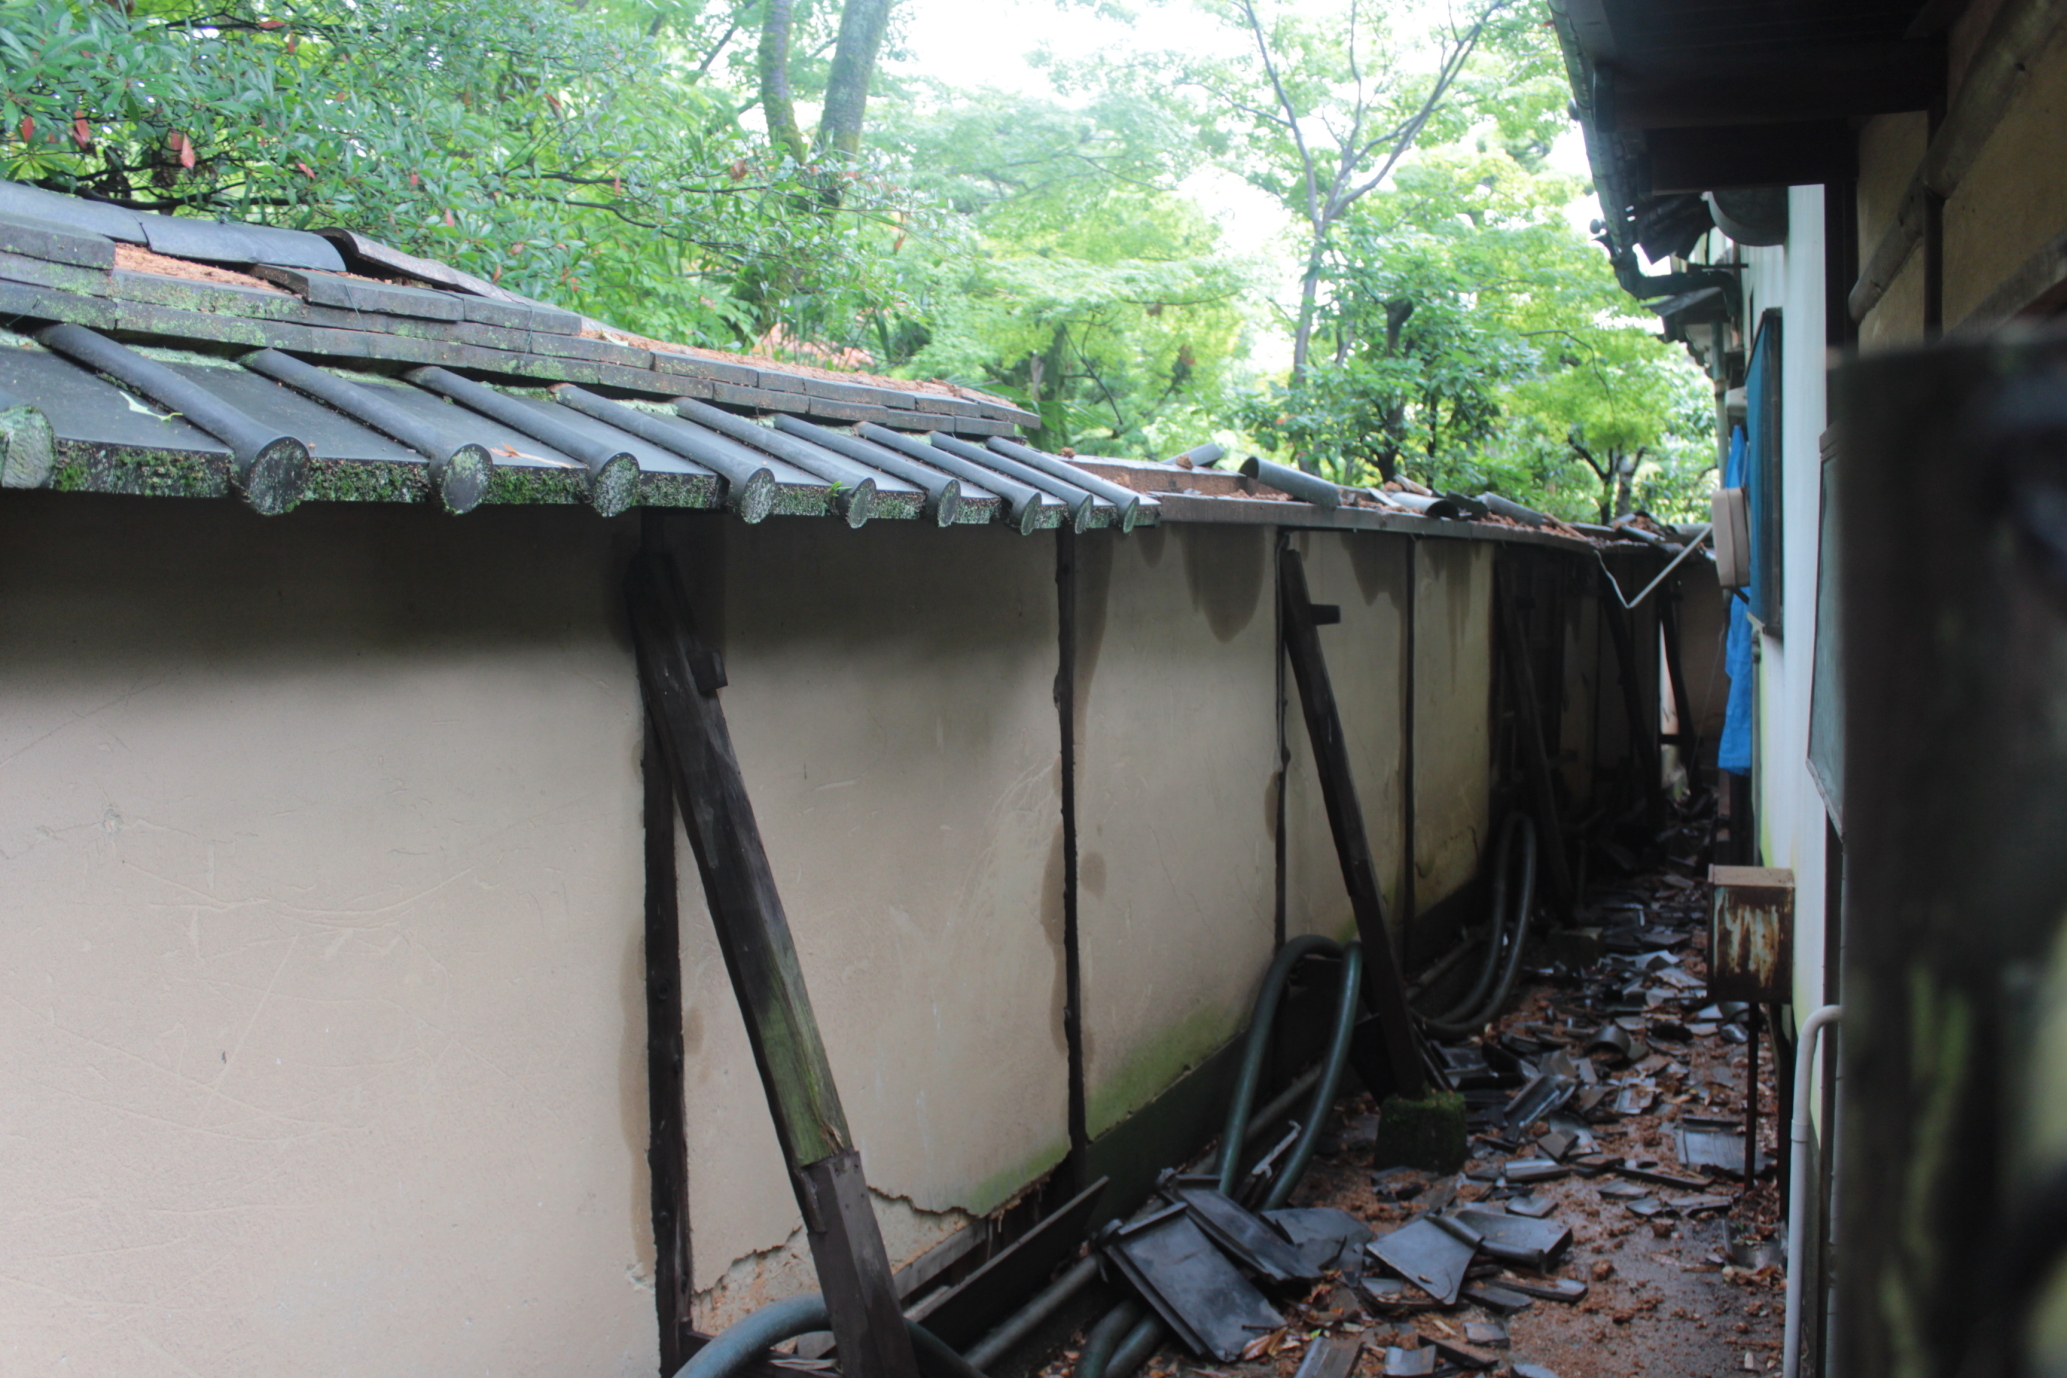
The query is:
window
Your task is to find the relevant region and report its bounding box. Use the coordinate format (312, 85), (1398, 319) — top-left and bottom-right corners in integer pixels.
(1745, 310), (1785, 632)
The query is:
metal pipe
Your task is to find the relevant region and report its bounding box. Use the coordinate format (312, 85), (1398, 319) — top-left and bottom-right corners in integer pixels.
(1423, 814), (1522, 1026)
(987, 437), (1146, 533)
(1595, 525), (1715, 610)
(676, 398), (878, 529)
(1405, 932), (1484, 1001)
(554, 385), (776, 523)
(37, 323), (308, 514)
(1100, 1314), (1163, 1378)
(962, 1256), (1100, 1371)
(965, 1058), (1323, 1376)
(1420, 815), (1538, 1039)
(670, 1293), (826, 1378)
(1242, 1065), (1322, 1148)
(1174, 442), (1226, 468)
(1093, 942), (1364, 1378)
(669, 1293), (983, 1378)
(1237, 455), (1341, 511)
(1071, 1298), (1144, 1378)
(931, 433), (1098, 533)
(1260, 943), (1363, 1210)
(1783, 1004), (1843, 1378)
(1215, 934), (1344, 1191)
(774, 415), (962, 528)
(243, 349), (491, 514)
(861, 424), (1045, 536)
(407, 365), (640, 517)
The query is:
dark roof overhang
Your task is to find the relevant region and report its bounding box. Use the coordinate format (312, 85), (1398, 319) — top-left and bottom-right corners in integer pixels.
(1553, 0), (1945, 255)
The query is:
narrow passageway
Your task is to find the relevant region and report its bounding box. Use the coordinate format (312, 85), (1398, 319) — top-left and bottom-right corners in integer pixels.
(1039, 851), (1785, 1378)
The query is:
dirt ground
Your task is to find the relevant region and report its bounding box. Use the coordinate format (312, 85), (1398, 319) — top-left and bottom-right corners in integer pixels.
(1036, 863), (1786, 1378)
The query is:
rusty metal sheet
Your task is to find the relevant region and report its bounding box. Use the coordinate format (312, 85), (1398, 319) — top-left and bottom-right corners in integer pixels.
(1707, 865), (1793, 1002)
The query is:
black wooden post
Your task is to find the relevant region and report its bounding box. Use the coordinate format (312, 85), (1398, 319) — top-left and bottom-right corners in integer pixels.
(1400, 538), (1419, 955)
(1279, 546), (1425, 1098)
(644, 708), (696, 1373)
(626, 548), (920, 1378)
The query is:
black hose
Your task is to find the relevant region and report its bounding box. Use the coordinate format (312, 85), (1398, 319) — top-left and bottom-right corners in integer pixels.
(1080, 938), (1366, 1378)
(1215, 934), (1344, 1191)
(1419, 815), (1538, 1040)
(666, 1293), (981, 1378)
(1423, 815), (1522, 1025)
(1074, 1299), (1144, 1378)
(685, 937), (1368, 1378)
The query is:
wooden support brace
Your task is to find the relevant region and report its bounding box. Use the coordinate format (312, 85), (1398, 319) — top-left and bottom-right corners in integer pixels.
(1278, 546), (1425, 1098)
(626, 548), (919, 1378)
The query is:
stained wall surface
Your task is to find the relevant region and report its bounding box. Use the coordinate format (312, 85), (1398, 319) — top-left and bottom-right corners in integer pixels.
(1074, 524), (1279, 1138)
(0, 496), (658, 1378)
(0, 486), (1619, 1366)
(1409, 540), (1495, 909)
(668, 516), (1070, 1325)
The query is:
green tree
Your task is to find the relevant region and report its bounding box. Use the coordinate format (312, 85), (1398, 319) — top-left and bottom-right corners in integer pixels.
(1240, 136), (1713, 519)
(1065, 0), (1528, 384)
(867, 87), (1247, 455)
(0, 0), (909, 347)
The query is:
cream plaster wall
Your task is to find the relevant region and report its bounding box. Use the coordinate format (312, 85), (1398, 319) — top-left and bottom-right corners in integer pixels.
(1075, 523), (1279, 1138)
(1283, 530), (1408, 942)
(0, 495), (657, 1378)
(1410, 541), (1494, 908)
(668, 517), (1069, 1325)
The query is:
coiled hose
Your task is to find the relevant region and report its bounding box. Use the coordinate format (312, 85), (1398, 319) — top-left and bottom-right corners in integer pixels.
(676, 937), (1366, 1378)
(1078, 936), (1366, 1378)
(668, 1291), (984, 1378)
(1416, 814), (1537, 1040)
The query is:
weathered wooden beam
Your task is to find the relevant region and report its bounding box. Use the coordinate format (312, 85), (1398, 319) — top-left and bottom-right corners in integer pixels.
(1278, 546), (1425, 1098)
(626, 549), (919, 1378)
(1850, 0), (2067, 322)
(643, 705), (696, 1374)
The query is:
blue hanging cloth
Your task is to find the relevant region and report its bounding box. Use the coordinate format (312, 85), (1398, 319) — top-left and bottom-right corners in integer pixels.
(1718, 425), (1754, 776)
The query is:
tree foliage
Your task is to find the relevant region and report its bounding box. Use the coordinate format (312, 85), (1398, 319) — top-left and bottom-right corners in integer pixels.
(0, 0), (1715, 509)
(869, 87), (1247, 455)
(0, 0), (912, 345)
(1240, 131), (1714, 521)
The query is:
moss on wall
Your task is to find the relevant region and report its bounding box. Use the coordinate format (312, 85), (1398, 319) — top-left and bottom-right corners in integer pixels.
(47, 439), (228, 499)
(1086, 1001), (1245, 1141)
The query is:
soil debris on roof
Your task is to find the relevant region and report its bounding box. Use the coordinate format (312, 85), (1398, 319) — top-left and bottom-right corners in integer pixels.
(112, 242), (285, 293)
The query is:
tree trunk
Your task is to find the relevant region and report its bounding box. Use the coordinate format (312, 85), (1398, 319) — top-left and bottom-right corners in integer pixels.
(817, 0), (893, 159)
(1290, 235), (1326, 389)
(758, 0), (807, 164)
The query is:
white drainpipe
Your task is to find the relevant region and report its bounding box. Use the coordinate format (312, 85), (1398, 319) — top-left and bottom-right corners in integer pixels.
(1782, 1004), (1843, 1378)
